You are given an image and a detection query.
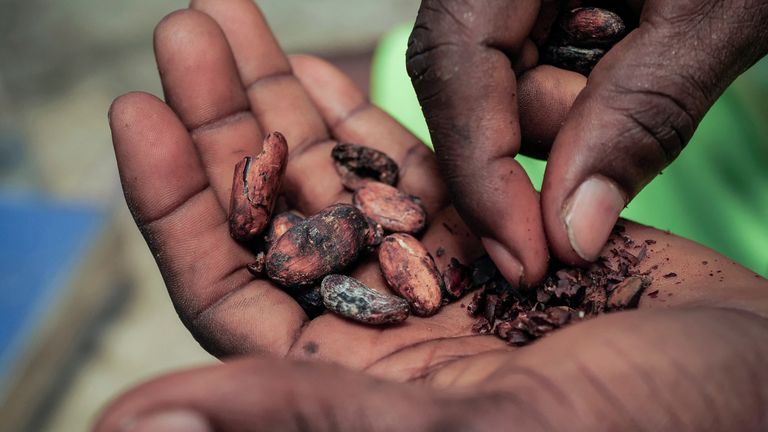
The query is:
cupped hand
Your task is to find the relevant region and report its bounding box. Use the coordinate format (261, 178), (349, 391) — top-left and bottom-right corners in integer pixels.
(406, 0), (768, 286)
(99, 1), (768, 430)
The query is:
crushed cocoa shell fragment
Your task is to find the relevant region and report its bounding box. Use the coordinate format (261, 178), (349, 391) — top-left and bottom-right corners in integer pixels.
(321, 275), (409, 325)
(607, 276), (648, 310)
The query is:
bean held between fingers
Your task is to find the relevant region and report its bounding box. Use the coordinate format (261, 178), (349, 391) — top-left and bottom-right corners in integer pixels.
(321, 274), (410, 325)
(379, 233), (444, 317)
(228, 132), (289, 242)
(266, 204), (382, 287)
(331, 142), (399, 190)
(353, 182), (427, 234)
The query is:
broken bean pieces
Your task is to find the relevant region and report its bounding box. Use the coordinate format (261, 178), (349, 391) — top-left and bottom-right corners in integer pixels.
(331, 143), (399, 190)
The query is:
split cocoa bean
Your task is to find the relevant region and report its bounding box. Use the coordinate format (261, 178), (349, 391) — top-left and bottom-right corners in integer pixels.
(559, 7), (626, 47)
(321, 274), (409, 325)
(353, 181), (427, 234)
(442, 258), (473, 300)
(331, 143), (399, 190)
(378, 233), (443, 317)
(607, 276), (648, 310)
(229, 132), (289, 242)
(266, 204), (381, 287)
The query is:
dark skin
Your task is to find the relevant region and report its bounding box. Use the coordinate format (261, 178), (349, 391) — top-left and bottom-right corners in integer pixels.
(95, 1), (768, 431)
(407, 0), (768, 285)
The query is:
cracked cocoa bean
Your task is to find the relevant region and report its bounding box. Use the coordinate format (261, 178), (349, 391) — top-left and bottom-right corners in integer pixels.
(560, 7), (626, 47)
(378, 233), (443, 317)
(265, 211), (304, 248)
(266, 204), (381, 287)
(442, 258), (473, 299)
(229, 132), (289, 242)
(353, 181), (426, 234)
(542, 45), (606, 76)
(321, 274), (409, 325)
(331, 143), (399, 190)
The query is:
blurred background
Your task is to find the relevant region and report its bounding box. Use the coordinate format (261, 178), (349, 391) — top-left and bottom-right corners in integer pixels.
(0, 1), (421, 430)
(1, 1), (766, 431)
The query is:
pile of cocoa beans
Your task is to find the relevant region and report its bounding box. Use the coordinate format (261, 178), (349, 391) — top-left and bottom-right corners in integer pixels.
(541, 6), (628, 76)
(228, 133), (457, 325)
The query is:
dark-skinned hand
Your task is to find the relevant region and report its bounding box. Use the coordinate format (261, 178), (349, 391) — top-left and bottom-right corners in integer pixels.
(96, 1), (768, 431)
(406, 0), (768, 286)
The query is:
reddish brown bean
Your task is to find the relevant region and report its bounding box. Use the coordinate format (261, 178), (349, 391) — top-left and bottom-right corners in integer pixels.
(378, 233), (443, 317)
(266, 204), (380, 287)
(560, 7), (626, 47)
(265, 211), (304, 248)
(353, 182), (426, 234)
(229, 132), (289, 242)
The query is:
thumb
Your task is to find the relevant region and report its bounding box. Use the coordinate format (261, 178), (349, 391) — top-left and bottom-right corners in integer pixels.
(542, 0), (768, 264)
(93, 358), (450, 432)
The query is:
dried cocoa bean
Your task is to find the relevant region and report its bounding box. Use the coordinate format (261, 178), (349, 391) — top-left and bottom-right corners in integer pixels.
(607, 276), (647, 310)
(265, 211), (304, 248)
(321, 274), (410, 325)
(266, 204), (380, 287)
(246, 252), (266, 276)
(442, 258), (472, 299)
(331, 143), (399, 190)
(560, 7), (626, 47)
(229, 132), (289, 242)
(542, 45), (605, 76)
(353, 182), (426, 234)
(378, 233), (443, 317)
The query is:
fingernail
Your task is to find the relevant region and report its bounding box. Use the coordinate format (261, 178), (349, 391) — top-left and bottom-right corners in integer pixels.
(481, 237), (525, 287)
(125, 409), (212, 432)
(564, 176), (625, 261)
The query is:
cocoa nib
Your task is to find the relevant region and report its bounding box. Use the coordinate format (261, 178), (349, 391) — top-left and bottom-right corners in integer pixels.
(228, 132), (289, 242)
(265, 204), (377, 287)
(321, 275), (409, 325)
(468, 229), (655, 346)
(353, 181), (427, 234)
(331, 143), (399, 190)
(379, 233), (444, 317)
(442, 258), (473, 299)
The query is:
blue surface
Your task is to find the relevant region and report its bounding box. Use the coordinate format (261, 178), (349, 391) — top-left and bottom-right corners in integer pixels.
(0, 192), (105, 383)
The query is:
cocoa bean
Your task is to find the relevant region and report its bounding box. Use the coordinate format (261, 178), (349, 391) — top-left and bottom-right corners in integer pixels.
(542, 45), (605, 76)
(607, 276), (648, 310)
(265, 211), (304, 248)
(560, 7), (626, 47)
(321, 274), (409, 325)
(246, 252), (266, 276)
(266, 204), (379, 287)
(353, 182), (426, 234)
(378, 233), (443, 317)
(331, 143), (399, 190)
(229, 132), (289, 242)
(286, 285), (326, 319)
(442, 258), (473, 299)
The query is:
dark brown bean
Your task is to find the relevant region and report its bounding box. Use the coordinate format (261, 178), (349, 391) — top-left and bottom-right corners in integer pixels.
(442, 258), (473, 300)
(331, 143), (399, 190)
(266, 204), (380, 287)
(229, 132), (289, 242)
(542, 45), (606, 76)
(378, 233), (443, 317)
(560, 7), (626, 47)
(353, 181), (426, 234)
(321, 275), (409, 325)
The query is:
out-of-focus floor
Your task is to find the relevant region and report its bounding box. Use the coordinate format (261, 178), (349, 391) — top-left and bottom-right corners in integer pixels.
(0, 1), (419, 430)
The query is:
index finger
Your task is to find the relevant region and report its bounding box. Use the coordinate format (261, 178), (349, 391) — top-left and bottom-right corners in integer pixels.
(407, 0), (547, 286)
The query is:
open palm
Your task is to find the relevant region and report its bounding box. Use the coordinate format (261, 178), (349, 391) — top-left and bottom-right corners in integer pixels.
(99, 1), (768, 430)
